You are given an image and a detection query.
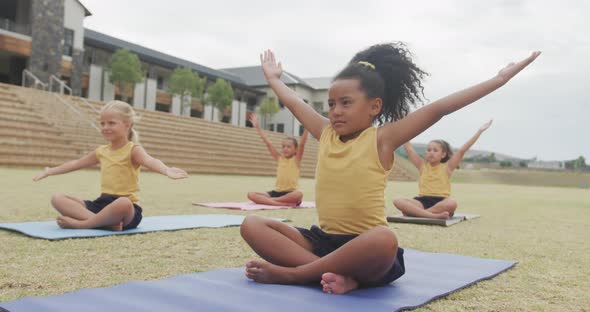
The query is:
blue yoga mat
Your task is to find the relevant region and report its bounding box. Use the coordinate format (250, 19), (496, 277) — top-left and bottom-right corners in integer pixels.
(0, 214), (248, 240)
(0, 249), (516, 312)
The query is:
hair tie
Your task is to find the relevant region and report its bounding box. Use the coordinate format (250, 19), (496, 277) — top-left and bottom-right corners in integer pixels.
(357, 61), (376, 70)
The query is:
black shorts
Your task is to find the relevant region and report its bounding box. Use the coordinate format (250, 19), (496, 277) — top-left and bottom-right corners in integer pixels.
(296, 225), (405, 288)
(267, 190), (292, 198)
(84, 194), (143, 230)
(414, 196), (446, 209)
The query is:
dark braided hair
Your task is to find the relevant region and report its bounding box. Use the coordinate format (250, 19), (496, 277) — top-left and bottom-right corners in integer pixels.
(334, 42), (428, 125)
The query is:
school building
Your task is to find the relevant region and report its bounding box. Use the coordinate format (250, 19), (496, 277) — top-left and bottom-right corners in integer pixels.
(0, 0), (330, 135)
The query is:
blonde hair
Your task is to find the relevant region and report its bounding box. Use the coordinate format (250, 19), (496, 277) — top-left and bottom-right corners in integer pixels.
(100, 100), (140, 143)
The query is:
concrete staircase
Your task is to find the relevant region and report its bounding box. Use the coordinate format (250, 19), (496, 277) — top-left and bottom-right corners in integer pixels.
(0, 82), (416, 181)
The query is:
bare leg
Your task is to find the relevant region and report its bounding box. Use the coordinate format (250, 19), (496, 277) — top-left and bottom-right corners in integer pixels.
(393, 198), (449, 219)
(50, 193), (95, 221)
(57, 197), (135, 231)
(427, 198), (457, 216)
(245, 226), (399, 295)
(240, 215), (318, 266)
(247, 192), (297, 206)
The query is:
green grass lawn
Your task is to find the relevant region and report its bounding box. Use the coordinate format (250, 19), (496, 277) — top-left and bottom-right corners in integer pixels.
(0, 167), (588, 311)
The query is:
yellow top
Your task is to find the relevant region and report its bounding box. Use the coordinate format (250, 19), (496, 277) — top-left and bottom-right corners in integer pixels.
(96, 142), (140, 203)
(274, 156), (300, 192)
(418, 163), (451, 197)
(315, 126), (392, 234)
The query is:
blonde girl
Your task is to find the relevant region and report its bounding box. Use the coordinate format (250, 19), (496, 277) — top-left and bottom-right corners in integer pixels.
(33, 100), (188, 231)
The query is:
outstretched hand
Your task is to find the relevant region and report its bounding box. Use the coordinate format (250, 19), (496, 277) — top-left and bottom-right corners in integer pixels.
(33, 167), (50, 182)
(166, 167), (188, 179)
(479, 119), (493, 132)
(248, 113), (260, 128)
(497, 51), (541, 82)
(260, 49), (282, 82)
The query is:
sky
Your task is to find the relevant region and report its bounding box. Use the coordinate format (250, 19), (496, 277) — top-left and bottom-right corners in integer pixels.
(81, 0), (589, 161)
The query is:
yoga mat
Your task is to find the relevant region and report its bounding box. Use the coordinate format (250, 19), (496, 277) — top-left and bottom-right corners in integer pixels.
(0, 214), (261, 240)
(387, 213), (480, 226)
(193, 201), (315, 211)
(0, 249), (516, 312)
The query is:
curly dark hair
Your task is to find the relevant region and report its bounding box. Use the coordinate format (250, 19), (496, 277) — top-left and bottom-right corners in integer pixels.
(334, 42), (428, 125)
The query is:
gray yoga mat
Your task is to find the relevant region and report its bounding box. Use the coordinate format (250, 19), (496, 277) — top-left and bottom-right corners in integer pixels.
(0, 248), (516, 312)
(387, 213), (480, 226)
(0, 214), (251, 240)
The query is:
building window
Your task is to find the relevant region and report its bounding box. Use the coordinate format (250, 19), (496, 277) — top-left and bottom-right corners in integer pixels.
(190, 109), (202, 118)
(157, 76), (164, 89)
(156, 103), (169, 112)
(63, 28), (74, 56)
(277, 123), (284, 133)
(268, 124), (274, 131)
(299, 125), (304, 136)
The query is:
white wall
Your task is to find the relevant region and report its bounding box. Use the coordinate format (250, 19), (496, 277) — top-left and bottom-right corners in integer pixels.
(102, 73), (115, 102)
(133, 81), (145, 109)
(88, 64), (102, 101)
(182, 95), (191, 116)
(63, 0), (85, 50)
(203, 104), (219, 122)
(171, 95), (181, 116)
(145, 78), (157, 111)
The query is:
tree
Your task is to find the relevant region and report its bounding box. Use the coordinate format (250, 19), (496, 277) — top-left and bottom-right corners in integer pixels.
(107, 49), (143, 102)
(489, 152), (497, 163)
(168, 67), (206, 116)
(574, 156), (586, 170)
(258, 96), (280, 129)
(206, 79), (234, 122)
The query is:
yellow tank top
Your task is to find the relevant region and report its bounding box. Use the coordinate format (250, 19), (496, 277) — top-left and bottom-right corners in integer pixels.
(275, 156), (299, 192)
(418, 163), (451, 197)
(315, 126), (392, 234)
(96, 142), (140, 203)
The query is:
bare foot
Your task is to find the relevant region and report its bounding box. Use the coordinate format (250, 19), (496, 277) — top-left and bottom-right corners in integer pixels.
(244, 259), (294, 284)
(102, 222), (123, 231)
(320, 272), (359, 294)
(56, 217), (123, 231)
(56, 216), (83, 229)
(432, 212), (450, 219)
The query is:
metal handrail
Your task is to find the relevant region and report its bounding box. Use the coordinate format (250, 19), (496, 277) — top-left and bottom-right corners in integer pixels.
(22, 69), (47, 90)
(78, 97), (100, 114)
(53, 93), (100, 132)
(0, 18), (31, 35)
(49, 75), (72, 95)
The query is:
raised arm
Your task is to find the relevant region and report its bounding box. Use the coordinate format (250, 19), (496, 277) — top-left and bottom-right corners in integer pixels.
(131, 146), (188, 179)
(403, 142), (424, 169)
(249, 113), (280, 161)
(446, 119), (493, 172)
(261, 50), (329, 139)
(33, 150), (99, 181)
(377, 51), (540, 156)
(295, 129), (309, 164)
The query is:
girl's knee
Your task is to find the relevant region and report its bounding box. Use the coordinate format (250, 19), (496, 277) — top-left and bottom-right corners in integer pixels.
(293, 191), (303, 201)
(247, 192), (255, 201)
(393, 198), (404, 207)
(113, 197), (134, 213)
(447, 199), (458, 211)
(50, 193), (66, 207)
(370, 226), (398, 250)
(240, 215), (264, 237)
